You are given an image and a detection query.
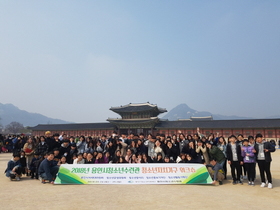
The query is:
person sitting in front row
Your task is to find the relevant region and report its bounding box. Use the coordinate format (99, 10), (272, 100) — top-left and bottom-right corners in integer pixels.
(5, 153), (22, 181)
(38, 152), (59, 184)
(206, 158), (225, 185)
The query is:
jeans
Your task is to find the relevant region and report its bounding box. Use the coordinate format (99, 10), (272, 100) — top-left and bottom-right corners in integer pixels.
(40, 166), (59, 181)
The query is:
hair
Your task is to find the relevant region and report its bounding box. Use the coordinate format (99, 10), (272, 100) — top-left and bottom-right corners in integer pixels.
(248, 135), (254, 140)
(40, 136), (46, 141)
(179, 133), (186, 139)
(255, 133), (263, 139)
(13, 153), (20, 158)
(27, 137), (36, 148)
(47, 152), (54, 156)
(237, 134), (244, 138)
(218, 136), (226, 145)
(228, 135), (237, 140)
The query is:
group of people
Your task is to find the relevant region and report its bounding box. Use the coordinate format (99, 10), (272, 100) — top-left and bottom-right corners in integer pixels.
(2, 131), (276, 188)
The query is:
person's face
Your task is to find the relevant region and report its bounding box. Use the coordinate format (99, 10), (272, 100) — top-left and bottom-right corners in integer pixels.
(83, 153), (87, 158)
(127, 150), (131, 155)
(116, 151), (121, 156)
(167, 142), (172, 147)
(206, 143), (211, 148)
(210, 160), (216, 165)
(219, 138), (223, 143)
(54, 151), (59, 155)
(61, 157), (66, 162)
(54, 136), (59, 140)
(243, 141), (249, 146)
(48, 154), (54, 160)
(186, 155), (191, 161)
(256, 137), (262, 143)
(14, 157), (20, 161)
(155, 140), (160, 147)
(78, 155), (83, 161)
(230, 137), (236, 143)
(40, 137), (45, 142)
(197, 142), (202, 146)
(164, 158), (169, 162)
(97, 153), (102, 158)
(28, 138), (32, 143)
(87, 154), (93, 160)
(238, 136), (243, 141)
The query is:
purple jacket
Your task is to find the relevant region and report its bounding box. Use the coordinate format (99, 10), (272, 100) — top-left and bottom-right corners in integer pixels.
(241, 146), (255, 163)
(94, 156), (109, 164)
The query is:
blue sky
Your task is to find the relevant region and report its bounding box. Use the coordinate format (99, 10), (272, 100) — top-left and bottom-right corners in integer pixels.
(1, 1), (280, 123)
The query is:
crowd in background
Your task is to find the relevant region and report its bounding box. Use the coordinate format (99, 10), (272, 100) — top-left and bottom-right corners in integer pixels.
(1, 130), (278, 187)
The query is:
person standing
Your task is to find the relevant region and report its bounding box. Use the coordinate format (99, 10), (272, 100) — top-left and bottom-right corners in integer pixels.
(226, 135), (243, 185)
(241, 139), (256, 185)
(254, 133), (275, 189)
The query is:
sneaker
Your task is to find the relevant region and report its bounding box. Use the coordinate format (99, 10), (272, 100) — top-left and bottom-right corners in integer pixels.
(260, 182), (266, 187)
(15, 177), (20, 181)
(268, 183), (273, 189)
(232, 181), (237, 185)
(219, 181), (223, 185)
(39, 176), (46, 184)
(243, 175), (247, 180)
(238, 181), (243, 185)
(248, 181), (251, 185)
(251, 182), (255, 186)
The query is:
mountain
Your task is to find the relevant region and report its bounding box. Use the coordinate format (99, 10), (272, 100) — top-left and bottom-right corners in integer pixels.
(0, 103), (71, 127)
(162, 104), (252, 121)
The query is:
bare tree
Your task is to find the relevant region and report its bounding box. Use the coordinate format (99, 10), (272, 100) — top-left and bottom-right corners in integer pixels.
(5, 121), (24, 134)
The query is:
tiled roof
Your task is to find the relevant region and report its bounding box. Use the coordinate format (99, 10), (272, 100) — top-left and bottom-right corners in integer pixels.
(30, 123), (115, 131)
(110, 103), (167, 113)
(155, 118), (280, 129)
(30, 118), (280, 131)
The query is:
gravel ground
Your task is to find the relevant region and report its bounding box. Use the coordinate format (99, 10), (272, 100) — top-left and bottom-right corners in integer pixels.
(1, 150), (280, 210)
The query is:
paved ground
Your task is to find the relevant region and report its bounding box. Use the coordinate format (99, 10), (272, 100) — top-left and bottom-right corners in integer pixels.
(1, 150), (280, 210)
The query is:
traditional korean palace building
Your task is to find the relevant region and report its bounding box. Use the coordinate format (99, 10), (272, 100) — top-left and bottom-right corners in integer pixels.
(31, 103), (280, 140)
